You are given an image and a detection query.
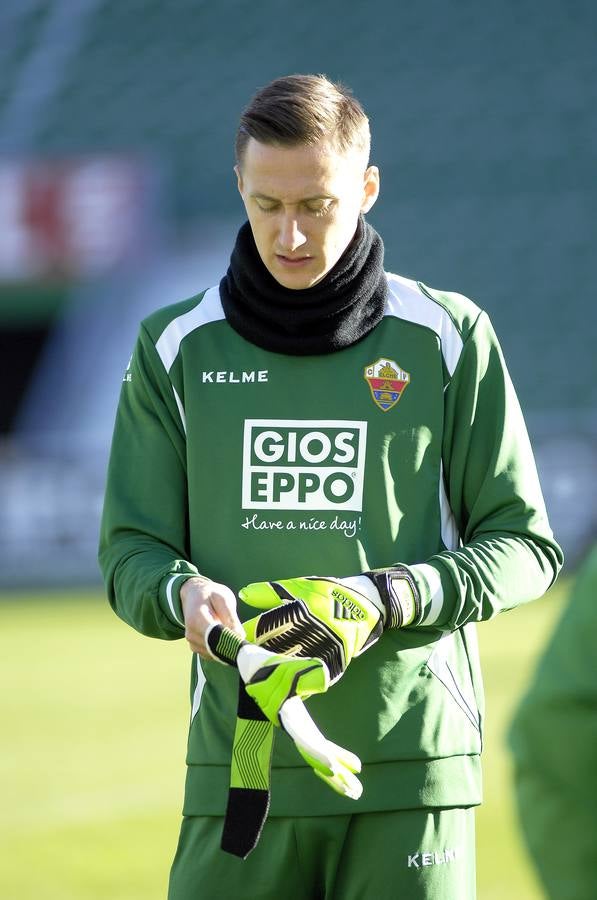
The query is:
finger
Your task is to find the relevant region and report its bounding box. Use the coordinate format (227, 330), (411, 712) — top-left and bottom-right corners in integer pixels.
(189, 631), (219, 660)
(279, 696), (342, 770)
(279, 698), (363, 799)
(190, 641), (212, 659)
(210, 588), (244, 635)
(185, 631), (211, 657)
(184, 603), (216, 655)
(314, 767), (363, 800)
(326, 742), (362, 774)
(243, 602), (309, 649)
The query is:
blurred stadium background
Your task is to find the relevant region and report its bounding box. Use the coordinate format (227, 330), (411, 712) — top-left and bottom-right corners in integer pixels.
(0, 1), (595, 897)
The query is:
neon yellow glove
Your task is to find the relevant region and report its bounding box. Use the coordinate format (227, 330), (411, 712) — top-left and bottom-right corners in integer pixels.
(240, 575), (386, 683)
(206, 624), (362, 800)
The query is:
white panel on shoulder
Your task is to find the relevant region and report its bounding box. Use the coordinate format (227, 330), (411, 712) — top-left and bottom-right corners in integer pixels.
(384, 274), (463, 377)
(155, 285), (224, 373)
(385, 275), (462, 554)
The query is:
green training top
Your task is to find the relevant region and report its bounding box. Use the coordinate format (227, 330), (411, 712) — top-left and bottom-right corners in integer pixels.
(99, 272), (563, 816)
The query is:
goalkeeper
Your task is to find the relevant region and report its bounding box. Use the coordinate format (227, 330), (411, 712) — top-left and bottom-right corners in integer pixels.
(99, 74), (563, 900)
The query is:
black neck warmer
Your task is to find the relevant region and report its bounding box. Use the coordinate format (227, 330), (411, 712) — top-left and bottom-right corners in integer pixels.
(219, 216), (388, 355)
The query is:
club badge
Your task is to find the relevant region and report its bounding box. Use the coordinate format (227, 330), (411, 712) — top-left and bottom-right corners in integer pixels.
(364, 358), (410, 412)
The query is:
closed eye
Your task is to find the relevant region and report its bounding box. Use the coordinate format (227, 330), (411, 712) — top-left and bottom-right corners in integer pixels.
(254, 199), (280, 213)
(253, 198), (335, 216)
(305, 200), (333, 216)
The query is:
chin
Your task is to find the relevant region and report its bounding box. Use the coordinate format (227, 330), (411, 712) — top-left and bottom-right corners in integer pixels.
(271, 266), (327, 291)
(278, 277), (316, 290)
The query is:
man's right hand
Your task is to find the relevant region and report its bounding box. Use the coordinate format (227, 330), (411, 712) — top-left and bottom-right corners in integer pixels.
(180, 576), (244, 658)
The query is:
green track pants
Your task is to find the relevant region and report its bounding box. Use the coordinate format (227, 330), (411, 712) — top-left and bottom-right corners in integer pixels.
(168, 807), (476, 899)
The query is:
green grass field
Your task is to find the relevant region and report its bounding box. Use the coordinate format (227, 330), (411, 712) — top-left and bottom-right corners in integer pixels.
(0, 581), (568, 899)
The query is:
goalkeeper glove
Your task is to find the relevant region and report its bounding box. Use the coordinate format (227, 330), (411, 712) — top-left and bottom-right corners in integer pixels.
(206, 624), (363, 798)
(239, 567), (421, 682)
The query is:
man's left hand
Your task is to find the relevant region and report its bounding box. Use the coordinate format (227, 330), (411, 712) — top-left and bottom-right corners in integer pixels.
(239, 575), (386, 683)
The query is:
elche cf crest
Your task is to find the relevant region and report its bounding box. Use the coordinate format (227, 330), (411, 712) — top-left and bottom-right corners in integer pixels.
(364, 358), (410, 412)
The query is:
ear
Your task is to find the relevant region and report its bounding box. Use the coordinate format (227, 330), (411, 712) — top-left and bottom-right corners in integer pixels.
(234, 164), (244, 196)
(361, 165), (380, 213)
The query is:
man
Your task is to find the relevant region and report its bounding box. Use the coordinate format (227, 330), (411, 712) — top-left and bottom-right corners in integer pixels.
(99, 74), (563, 899)
(509, 544), (597, 900)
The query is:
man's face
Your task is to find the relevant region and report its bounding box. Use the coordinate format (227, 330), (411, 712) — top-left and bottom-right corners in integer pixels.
(236, 138), (379, 290)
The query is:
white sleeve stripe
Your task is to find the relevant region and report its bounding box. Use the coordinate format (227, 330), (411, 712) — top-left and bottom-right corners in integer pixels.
(191, 654), (206, 722)
(384, 274), (464, 377)
(417, 465), (459, 626)
(166, 574), (186, 627)
(155, 285), (224, 373)
(439, 461), (459, 551)
(172, 386), (186, 434)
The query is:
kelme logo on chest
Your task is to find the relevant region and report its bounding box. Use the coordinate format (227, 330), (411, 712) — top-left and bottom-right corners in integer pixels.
(242, 419), (367, 511)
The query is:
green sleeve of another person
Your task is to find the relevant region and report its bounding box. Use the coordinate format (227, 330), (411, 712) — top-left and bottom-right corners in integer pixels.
(509, 547), (597, 900)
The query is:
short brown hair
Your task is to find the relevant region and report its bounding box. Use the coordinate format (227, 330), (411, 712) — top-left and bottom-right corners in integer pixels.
(235, 74), (370, 165)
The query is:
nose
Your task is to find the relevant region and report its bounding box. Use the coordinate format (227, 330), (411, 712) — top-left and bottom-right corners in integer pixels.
(277, 213), (307, 253)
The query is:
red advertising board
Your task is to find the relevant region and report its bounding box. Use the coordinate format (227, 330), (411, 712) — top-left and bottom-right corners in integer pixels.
(0, 157), (154, 280)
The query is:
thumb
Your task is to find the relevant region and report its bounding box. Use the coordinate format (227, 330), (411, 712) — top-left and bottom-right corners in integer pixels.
(239, 580), (287, 611)
(210, 585), (244, 635)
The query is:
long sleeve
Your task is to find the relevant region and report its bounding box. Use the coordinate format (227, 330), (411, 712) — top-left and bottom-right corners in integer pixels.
(98, 324), (197, 639)
(509, 548), (597, 899)
(410, 310), (563, 629)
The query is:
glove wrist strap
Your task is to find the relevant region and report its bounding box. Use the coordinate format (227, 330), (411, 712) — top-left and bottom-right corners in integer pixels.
(222, 682), (274, 858)
(365, 565), (421, 628)
(205, 623), (247, 665)
(206, 626), (276, 858)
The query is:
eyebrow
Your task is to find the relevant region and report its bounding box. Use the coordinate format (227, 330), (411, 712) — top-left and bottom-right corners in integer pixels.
(251, 192), (335, 202)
